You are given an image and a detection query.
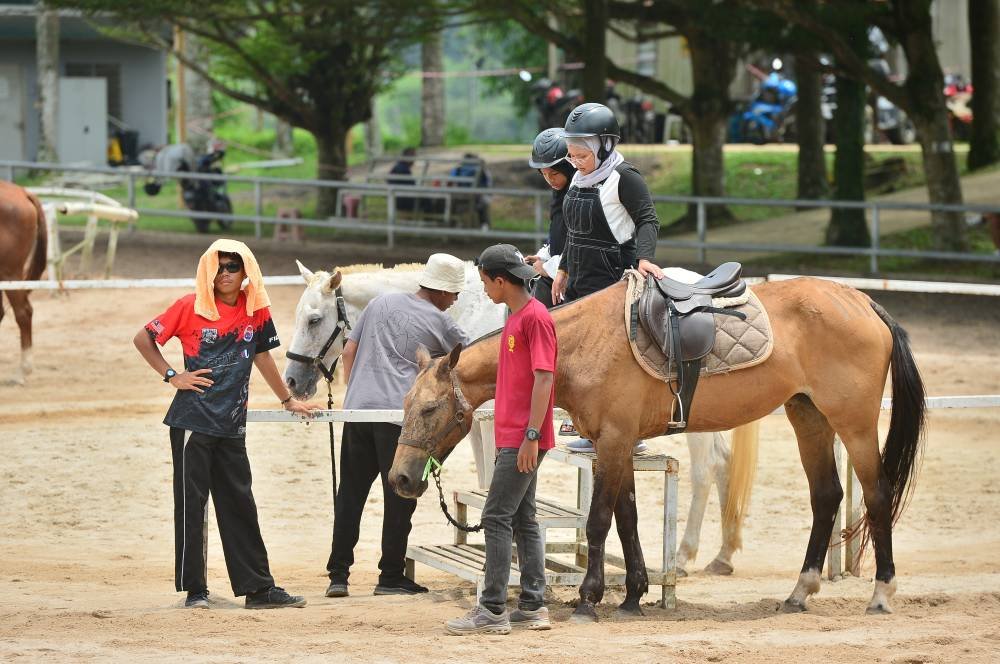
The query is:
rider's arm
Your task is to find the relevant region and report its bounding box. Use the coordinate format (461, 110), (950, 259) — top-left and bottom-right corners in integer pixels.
(617, 165), (659, 263)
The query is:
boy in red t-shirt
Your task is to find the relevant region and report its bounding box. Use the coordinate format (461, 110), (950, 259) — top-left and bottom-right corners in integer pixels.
(446, 244), (557, 635)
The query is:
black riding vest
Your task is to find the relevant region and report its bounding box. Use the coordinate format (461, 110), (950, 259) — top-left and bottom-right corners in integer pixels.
(562, 180), (637, 301)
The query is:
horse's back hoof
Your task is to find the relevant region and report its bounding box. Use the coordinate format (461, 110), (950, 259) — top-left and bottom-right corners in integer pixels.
(781, 599), (807, 613)
(676, 567), (688, 578)
(570, 603), (599, 623)
(704, 558), (734, 576)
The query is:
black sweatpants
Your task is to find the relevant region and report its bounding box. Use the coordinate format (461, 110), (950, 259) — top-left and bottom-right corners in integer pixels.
(170, 428), (274, 596)
(326, 422), (417, 584)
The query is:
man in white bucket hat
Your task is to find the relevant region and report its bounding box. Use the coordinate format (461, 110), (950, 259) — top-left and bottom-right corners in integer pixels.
(325, 253), (470, 598)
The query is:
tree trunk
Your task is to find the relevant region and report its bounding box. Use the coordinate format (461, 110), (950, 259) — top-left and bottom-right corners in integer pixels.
(673, 31), (737, 230)
(826, 74), (870, 247)
(420, 31), (445, 147)
(184, 34), (213, 154)
(314, 127), (348, 218)
(581, 0), (608, 102)
(274, 119), (294, 156)
(898, 9), (968, 251)
(795, 60), (828, 201)
(968, 0), (1000, 170)
(36, 6), (59, 162)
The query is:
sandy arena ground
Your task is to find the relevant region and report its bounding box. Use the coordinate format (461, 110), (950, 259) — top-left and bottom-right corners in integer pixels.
(1, 238), (999, 662)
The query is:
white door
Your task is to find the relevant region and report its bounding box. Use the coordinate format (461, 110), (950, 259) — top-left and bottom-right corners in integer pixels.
(0, 65), (26, 161)
(58, 77), (107, 165)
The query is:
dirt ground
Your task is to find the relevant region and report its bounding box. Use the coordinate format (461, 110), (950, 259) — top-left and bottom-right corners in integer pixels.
(1, 238), (999, 663)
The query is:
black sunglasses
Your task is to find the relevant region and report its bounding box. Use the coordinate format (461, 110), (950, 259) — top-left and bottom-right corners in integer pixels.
(217, 261), (243, 274)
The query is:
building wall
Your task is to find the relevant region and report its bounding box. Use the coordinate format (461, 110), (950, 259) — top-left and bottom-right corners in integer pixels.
(0, 37), (166, 162)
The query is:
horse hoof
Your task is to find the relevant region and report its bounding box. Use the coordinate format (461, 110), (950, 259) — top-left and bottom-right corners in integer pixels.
(676, 567), (688, 579)
(866, 603), (893, 615)
(615, 602), (644, 618)
(570, 603), (599, 623)
(704, 559), (734, 576)
(781, 599), (807, 613)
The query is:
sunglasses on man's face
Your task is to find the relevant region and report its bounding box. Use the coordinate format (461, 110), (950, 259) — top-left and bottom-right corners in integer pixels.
(217, 261), (243, 275)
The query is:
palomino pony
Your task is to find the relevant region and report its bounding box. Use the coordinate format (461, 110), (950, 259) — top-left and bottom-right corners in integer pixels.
(0, 181), (47, 385)
(388, 276), (925, 619)
(282, 261), (757, 576)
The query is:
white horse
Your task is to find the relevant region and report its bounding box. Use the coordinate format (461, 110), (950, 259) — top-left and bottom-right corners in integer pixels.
(282, 261), (757, 576)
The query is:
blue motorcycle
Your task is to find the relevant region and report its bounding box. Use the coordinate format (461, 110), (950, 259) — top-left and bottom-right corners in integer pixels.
(729, 72), (798, 144)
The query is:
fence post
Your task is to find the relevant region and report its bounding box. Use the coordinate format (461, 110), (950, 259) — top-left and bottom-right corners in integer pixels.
(869, 205), (880, 274)
(126, 172), (137, 232)
(253, 180), (263, 240)
(534, 194), (544, 246)
(696, 200), (707, 265)
(387, 189), (396, 250)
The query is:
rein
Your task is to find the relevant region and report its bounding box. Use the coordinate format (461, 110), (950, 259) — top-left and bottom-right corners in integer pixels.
(285, 286), (351, 513)
(399, 371), (482, 533)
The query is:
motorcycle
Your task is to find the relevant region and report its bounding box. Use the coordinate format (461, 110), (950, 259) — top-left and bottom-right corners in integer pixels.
(944, 73), (972, 142)
(180, 149), (234, 234)
(730, 71), (798, 144)
(531, 79), (583, 132)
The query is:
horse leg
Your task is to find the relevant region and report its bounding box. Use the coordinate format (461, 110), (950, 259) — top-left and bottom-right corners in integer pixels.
(6, 290), (33, 383)
(706, 431), (739, 575)
(838, 426), (897, 614)
(612, 461), (648, 616)
(676, 432), (714, 577)
(572, 443), (629, 623)
(782, 395), (842, 612)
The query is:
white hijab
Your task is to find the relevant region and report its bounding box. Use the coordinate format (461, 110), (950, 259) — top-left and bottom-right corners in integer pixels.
(567, 136), (624, 188)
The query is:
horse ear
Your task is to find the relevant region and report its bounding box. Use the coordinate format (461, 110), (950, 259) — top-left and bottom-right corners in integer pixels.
(296, 260), (314, 283)
(446, 343), (463, 371)
(415, 345), (432, 371)
(326, 270), (342, 292)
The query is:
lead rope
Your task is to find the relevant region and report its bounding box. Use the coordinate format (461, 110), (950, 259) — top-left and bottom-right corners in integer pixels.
(430, 464), (482, 533)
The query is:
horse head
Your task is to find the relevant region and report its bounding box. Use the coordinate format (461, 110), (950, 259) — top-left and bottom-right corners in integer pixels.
(283, 260), (347, 399)
(389, 343), (471, 499)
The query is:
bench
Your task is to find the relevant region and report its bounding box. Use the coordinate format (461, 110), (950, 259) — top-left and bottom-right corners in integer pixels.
(405, 442), (680, 609)
(334, 155), (486, 228)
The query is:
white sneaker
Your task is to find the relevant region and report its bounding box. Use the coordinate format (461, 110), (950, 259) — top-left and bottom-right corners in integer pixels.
(445, 605), (511, 635)
(509, 605), (551, 630)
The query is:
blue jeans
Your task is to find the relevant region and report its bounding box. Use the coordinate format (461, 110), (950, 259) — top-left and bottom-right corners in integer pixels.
(480, 448), (547, 614)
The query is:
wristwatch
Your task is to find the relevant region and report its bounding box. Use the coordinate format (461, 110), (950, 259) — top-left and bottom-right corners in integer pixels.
(525, 427), (541, 442)
(163, 368), (178, 383)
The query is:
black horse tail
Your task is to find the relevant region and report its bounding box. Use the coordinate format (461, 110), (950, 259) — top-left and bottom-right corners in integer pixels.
(871, 301), (926, 526)
(25, 190), (48, 281)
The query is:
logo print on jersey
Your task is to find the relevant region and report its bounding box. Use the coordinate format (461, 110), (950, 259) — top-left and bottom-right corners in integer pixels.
(243, 325), (254, 342)
(201, 328), (218, 344)
(507, 334), (516, 353)
(241, 348), (250, 359)
(150, 319), (164, 334)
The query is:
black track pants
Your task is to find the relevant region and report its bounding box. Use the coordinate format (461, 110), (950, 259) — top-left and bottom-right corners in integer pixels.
(170, 428), (274, 596)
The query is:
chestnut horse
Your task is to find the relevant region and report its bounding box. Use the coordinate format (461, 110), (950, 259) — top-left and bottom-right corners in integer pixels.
(389, 277), (925, 619)
(0, 181), (47, 384)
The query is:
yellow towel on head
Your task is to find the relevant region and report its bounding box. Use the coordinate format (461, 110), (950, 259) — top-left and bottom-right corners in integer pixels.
(194, 238), (270, 321)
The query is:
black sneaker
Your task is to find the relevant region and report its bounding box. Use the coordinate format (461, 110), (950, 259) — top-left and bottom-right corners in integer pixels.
(325, 579), (349, 598)
(245, 586), (307, 609)
(374, 577), (429, 595)
(185, 589), (209, 609)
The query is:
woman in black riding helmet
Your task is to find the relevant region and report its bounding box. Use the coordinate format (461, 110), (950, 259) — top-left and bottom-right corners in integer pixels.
(524, 128), (576, 309)
(551, 102), (664, 305)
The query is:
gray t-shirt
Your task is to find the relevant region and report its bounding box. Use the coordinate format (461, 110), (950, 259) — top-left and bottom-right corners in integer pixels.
(343, 292), (470, 410)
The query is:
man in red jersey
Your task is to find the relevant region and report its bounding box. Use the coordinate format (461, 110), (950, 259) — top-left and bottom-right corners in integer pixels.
(446, 244), (557, 635)
(133, 239), (317, 610)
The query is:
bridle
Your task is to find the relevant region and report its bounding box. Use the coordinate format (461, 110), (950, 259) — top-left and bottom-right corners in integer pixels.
(397, 370), (473, 467)
(397, 369), (481, 533)
(285, 286), (351, 382)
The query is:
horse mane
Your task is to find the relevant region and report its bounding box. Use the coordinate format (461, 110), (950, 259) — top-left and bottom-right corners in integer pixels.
(335, 262), (424, 275)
